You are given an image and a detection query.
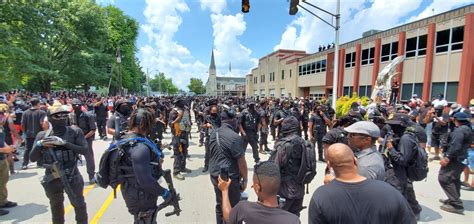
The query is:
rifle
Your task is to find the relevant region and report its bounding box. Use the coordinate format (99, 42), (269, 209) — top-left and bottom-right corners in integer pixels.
(156, 169), (182, 217)
(380, 130), (394, 170)
(45, 148), (77, 199)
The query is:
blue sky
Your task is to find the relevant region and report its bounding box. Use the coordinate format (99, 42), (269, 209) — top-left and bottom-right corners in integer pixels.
(98, 0), (473, 89)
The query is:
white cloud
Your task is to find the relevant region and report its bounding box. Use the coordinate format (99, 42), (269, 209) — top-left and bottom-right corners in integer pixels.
(199, 0), (227, 14)
(407, 0), (473, 22)
(274, 0), (424, 52)
(140, 0), (208, 89)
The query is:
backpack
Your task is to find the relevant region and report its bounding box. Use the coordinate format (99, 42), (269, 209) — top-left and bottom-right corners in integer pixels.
(406, 134), (429, 181)
(271, 135), (317, 192)
(96, 137), (163, 198)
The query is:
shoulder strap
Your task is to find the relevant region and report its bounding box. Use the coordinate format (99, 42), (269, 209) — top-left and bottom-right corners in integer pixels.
(108, 137), (162, 159)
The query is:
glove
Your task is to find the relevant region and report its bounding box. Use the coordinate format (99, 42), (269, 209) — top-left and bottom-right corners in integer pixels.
(42, 136), (66, 146)
(161, 189), (176, 206)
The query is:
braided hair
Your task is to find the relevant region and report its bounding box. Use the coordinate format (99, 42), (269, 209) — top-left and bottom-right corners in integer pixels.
(129, 108), (155, 135)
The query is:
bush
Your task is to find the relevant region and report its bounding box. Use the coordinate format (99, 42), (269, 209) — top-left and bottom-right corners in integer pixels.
(335, 93), (370, 118)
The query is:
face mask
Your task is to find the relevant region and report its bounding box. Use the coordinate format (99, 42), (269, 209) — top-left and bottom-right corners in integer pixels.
(118, 105), (131, 116)
(50, 119), (67, 135)
(211, 113), (217, 117)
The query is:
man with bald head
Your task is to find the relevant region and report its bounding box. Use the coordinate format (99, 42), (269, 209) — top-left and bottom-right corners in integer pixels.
(308, 143), (416, 224)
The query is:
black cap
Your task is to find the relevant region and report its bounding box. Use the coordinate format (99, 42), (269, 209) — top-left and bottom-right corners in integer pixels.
(385, 113), (411, 127)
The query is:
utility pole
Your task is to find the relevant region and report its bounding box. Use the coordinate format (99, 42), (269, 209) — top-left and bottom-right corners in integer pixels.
(116, 47), (122, 96)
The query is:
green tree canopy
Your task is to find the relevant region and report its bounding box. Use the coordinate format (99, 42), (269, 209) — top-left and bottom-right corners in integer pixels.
(149, 73), (178, 95)
(187, 78), (206, 95)
(0, 0), (145, 94)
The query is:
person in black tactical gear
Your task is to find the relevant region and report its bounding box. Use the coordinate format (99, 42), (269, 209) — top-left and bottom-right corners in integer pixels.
(258, 100), (271, 153)
(309, 104), (331, 162)
(119, 108), (178, 224)
(299, 101), (310, 140)
(239, 101), (261, 163)
(268, 99), (279, 141)
(271, 116), (306, 217)
(168, 97), (192, 180)
(107, 99), (133, 141)
(202, 104), (221, 173)
(195, 102), (206, 147)
(438, 112), (472, 214)
(208, 105), (248, 224)
(384, 113), (422, 219)
(94, 98), (109, 140)
(30, 103), (88, 224)
(69, 99), (97, 184)
(21, 97), (47, 169)
(273, 100), (294, 139)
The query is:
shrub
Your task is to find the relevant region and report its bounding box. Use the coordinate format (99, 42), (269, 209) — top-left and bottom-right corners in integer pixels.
(335, 93), (370, 118)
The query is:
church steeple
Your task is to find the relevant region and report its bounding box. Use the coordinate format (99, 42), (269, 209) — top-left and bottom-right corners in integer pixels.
(209, 49), (216, 71)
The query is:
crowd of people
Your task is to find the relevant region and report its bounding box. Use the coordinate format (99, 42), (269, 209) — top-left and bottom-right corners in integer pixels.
(0, 90), (473, 224)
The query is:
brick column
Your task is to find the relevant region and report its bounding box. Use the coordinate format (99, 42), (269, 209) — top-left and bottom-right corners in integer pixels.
(422, 23), (436, 102)
(337, 48), (345, 97)
(396, 31), (406, 100)
(372, 38), (381, 87)
(353, 44), (362, 95)
(458, 13), (474, 105)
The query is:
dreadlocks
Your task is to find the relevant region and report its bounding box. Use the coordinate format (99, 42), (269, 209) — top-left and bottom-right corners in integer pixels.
(129, 108), (155, 135)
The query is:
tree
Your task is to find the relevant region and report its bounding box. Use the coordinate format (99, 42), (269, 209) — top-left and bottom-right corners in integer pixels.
(149, 73), (178, 95)
(187, 78), (206, 94)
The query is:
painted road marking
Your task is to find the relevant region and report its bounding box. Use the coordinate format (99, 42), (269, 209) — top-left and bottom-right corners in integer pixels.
(90, 185), (120, 224)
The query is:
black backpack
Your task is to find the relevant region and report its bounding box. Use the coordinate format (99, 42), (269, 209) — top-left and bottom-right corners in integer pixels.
(406, 134), (429, 181)
(271, 135), (317, 192)
(96, 137), (163, 197)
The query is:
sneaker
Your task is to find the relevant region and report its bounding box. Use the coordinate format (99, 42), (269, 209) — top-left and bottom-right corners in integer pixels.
(182, 168), (192, 174)
(440, 204), (464, 214)
(202, 167), (208, 173)
(429, 156), (441, 161)
(461, 182), (470, 188)
(198, 143), (203, 147)
(259, 150), (267, 155)
(264, 148), (272, 152)
(173, 173), (185, 181)
(439, 199), (449, 204)
(21, 165), (27, 170)
(461, 185), (474, 191)
(0, 209), (9, 216)
(0, 201), (17, 208)
(89, 177), (96, 185)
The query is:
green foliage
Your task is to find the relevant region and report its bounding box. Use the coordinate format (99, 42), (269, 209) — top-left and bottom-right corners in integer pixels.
(0, 0), (145, 93)
(149, 73), (178, 95)
(336, 93), (370, 118)
(187, 78), (206, 95)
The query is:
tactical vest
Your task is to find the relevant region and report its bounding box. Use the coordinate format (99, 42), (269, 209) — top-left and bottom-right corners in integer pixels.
(177, 108), (192, 132)
(119, 141), (163, 186)
(243, 111), (258, 132)
(43, 128), (80, 175)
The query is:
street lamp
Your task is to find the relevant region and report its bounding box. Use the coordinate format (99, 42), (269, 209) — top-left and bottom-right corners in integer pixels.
(116, 47), (123, 96)
(292, 0), (340, 110)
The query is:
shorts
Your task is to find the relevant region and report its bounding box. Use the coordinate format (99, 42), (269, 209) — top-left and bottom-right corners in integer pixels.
(431, 133), (448, 149)
(463, 148), (474, 170)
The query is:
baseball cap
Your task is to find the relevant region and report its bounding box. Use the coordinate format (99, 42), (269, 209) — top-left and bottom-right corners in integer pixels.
(344, 121), (380, 138)
(385, 113), (411, 127)
(453, 112), (470, 121)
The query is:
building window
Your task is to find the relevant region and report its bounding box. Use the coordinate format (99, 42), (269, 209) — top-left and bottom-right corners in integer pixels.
(436, 26), (464, 53)
(280, 88), (285, 97)
(281, 70), (285, 80)
(431, 82), (458, 102)
(254, 77), (257, 84)
(406, 35), (427, 58)
(269, 88), (275, 97)
(261, 75), (265, 83)
(358, 85), (372, 97)
(253, 90), (257, 96)
(345, 52), (356, 68)
(321, 59), (327, 72)
(361, 47), (375, 65)
(290, 69), (292, 78)
(309, 93), (325, 101)
(343, 86), (353, 97)
(381, 41), (398, 62)
(401, 83), (423, 101)
(310, 63), (316, 74)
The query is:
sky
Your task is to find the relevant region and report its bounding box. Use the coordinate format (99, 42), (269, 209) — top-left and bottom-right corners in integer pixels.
(96, 0), (473, 90)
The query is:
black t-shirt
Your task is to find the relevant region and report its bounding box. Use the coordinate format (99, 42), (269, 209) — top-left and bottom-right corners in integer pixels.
(208, 124), (245, 179)
(228, 200), (300, 224)
(309, 114), (327, 136)
(239, 109), (260, 132)
(21, 108), (47, 138)
(432, 113), (449, 134)
(308, 179), (416, 224)
(94, 103), (108, 120)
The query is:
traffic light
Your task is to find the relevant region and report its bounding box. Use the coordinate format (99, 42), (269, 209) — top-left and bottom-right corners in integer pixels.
(289, 0), (299, 15)
(107, 64), (112, 73)
(242, 0), (250, 13)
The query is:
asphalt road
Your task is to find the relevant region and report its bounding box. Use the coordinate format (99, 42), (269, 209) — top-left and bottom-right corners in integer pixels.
(2, 124), (474, 224)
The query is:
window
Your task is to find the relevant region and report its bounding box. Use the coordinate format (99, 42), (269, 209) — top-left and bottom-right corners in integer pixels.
(431, 82), (458, 102)
(401, 83), (423, 101)
(261, 75), (265, 83)
(253, 90), (257, 96)
(260, 89), (265, 97)
(343, 86), (353, 97)
(281, 70), (285, 80)
(436, 26), (464, 53)
(290, 69), (292, 78)
(311, 63), (316, 73)
(345, 52), (356, 68)
(361, 47), (375, 65)
(269, 88), (275, 97)
(358, 85), (372, 97)
(321, 60), (327, 72)
(381, 41), (398, 62)
(309, 93), (325, 101)
(280, 88), (286, 97)
(269, 72), (275, 82)
(254, 77), (257, 84)
(299, 66), (302, 76)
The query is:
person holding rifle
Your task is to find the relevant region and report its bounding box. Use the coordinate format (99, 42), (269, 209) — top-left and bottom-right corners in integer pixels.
(30, 102), (88, 224)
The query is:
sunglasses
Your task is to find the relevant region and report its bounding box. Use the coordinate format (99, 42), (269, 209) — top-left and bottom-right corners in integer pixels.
(348, 133), (370, 138)
(51, 113), (69, 119)
(253, 161), (273, 192)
